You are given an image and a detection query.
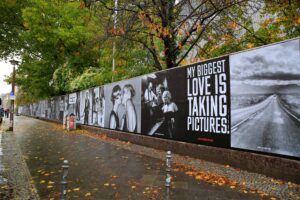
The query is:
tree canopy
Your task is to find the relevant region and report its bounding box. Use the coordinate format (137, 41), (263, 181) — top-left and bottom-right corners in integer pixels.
(0, 0), (299, 104)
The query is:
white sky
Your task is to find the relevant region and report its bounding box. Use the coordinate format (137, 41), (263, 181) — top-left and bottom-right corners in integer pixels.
(0, 60), (14, 95)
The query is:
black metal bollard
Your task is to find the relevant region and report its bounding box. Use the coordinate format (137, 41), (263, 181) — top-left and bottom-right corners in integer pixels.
(60, 160), (69, 200)
(166, 151), (172, 200)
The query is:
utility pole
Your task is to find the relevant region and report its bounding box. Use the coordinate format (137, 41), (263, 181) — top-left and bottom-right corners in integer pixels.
(112, 0), (118, 82)
(8, 59), (19, 131)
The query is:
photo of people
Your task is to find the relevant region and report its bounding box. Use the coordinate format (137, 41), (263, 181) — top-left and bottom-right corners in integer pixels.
(58, 96), (65, 122)
(75, 92), (81, 122)
(89, 87), (105, 127)
(104, 78), (141, 133)
(141, 71), (186, 140)
(79, 89), (92, 125)
(40, 100), (46, 118)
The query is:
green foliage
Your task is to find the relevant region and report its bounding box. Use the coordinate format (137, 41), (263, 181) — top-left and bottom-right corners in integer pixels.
(0, 0), (27, 59)
(1, 0), (299, 104)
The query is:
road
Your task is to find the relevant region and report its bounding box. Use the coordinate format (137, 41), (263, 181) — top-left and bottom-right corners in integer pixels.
(231, 95), (300, 157)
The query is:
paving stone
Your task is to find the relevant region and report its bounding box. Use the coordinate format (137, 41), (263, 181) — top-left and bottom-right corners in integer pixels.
(0, 119), (39, 200)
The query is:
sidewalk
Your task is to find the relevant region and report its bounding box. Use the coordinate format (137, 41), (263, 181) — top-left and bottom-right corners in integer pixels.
(0, 118), (39, 200)
(14, 116), (300, 199)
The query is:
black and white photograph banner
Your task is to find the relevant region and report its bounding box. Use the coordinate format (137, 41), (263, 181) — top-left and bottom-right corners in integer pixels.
(230, 39), (300, 157)
(104, 78), (141, 133)
(141, 68), (187, 140)
(79, 89), (92, 125)
(141, 56), (231, 147)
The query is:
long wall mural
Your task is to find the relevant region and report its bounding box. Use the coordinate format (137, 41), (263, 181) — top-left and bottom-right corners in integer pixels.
(19, 38), (300, 159)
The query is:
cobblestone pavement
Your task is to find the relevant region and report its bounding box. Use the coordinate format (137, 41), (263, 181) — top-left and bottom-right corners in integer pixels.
(106, 134), (300, 200)
(0, 118), (39, 200)
(13, 116), (300, 199)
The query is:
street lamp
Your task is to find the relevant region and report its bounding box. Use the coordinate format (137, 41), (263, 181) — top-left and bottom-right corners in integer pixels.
(112, 0), (118, 82)
(8, 59), (19, 131)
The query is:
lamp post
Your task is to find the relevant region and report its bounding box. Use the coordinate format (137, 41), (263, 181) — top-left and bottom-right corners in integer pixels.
(8, 59), (19, 131)
(112, 0), (118, 82)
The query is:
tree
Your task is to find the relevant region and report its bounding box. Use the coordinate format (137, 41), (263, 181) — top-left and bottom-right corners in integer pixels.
(99, 0), (254, 70)
(0, 0), (28, 59)
(195, 0), (300, 60)
(2, 0), (153, 103)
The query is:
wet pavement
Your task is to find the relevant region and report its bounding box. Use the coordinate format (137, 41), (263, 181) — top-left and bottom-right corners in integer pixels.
(0, 118), (39, 199)
(12, 116), (300, 199)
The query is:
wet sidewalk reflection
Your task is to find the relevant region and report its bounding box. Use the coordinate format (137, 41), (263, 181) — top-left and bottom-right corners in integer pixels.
(15, 116), (263, 199)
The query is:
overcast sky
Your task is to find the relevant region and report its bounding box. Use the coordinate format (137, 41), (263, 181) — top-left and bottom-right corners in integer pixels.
(230, 39), (300, 86)
(0, 60), (14, 95)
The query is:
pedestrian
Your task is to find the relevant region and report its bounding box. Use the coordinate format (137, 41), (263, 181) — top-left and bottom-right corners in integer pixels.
(0, 107), (4, 123)
(5, 108), (9, 118)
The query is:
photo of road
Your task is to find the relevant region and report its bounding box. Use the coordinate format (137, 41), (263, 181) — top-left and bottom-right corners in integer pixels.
(231, 94), (300, 157)
(230, 39), (300, 158)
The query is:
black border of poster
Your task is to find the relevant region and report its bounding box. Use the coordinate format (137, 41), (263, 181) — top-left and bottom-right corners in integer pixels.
(184, 56), (231, 147)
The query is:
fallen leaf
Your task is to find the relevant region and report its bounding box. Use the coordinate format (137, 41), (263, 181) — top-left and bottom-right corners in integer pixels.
(73, 187), (80, 192)
(104, 183), (110, 187)
(85, 192), (92, 197)
(40, 180), (45, 184)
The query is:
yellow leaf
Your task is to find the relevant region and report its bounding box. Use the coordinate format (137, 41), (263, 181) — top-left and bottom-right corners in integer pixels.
(40, 180), (45, 184)
(85, 192), (92, 197)
(104, 183), (110, 187)
(131, 186), (136, 189)
(48, 181), (55, 185)
(247, 43), (254, 48)
(230, 186), (236, 189)
(47, 185), (53, 189)
(73, 187), (80, 192)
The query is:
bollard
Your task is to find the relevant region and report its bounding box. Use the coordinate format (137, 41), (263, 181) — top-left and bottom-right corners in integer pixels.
(165, 151), (172, 200)
(60, 160), (69, 200)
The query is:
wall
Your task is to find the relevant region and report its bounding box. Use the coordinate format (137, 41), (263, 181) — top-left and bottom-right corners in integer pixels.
(19, 38), (300, 160)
